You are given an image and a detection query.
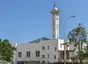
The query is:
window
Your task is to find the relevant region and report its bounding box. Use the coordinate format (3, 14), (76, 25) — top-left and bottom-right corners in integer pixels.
(42, 61), (45, 64)
(60, 44), (62, 48)
(48, 54), (49, 58)
(66, 50), (69, 59)
(26, 51), (30, 57)
(53, 27), (55, 30)
(42, 55), (45, 58)
(54, 55), (56, 59)
(36, 51), (40, 57)
(60, 51), (64, 59)
(18, 52), (22, 57)
(42, 46), (45, 50)
(55, 47), (56, 51)
(52, 21), (55, 25)
(53, 34), (55, 38)
(56, 18), (58, 20)
(47, 61), (49, 64)
(47, 46), (49, 49)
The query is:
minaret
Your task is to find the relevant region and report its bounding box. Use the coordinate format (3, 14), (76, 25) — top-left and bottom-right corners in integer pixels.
(50, 3), (60, 39)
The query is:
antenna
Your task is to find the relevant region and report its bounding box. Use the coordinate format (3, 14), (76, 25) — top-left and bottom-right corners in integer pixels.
(54, 0), (56, 7)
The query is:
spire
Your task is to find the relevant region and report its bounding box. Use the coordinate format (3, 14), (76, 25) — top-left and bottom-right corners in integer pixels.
(50, 1), (59, 15)
(54, 1), (56, 8)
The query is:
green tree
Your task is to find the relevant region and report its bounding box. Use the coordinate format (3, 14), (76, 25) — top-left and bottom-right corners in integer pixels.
(82, 45), (88, 64)
(0, 39), (15, 62)
(67, 23), (87, 64)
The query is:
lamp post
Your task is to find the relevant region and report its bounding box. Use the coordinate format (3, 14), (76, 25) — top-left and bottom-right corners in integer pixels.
(63, 15), (75, 64)
(72, 48), (76, 64)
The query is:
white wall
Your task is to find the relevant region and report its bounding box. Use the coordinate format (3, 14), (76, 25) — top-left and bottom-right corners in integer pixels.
(15, 39), (58, 64)
(39, 39), (58, 63)
(58, 39), (64, 50)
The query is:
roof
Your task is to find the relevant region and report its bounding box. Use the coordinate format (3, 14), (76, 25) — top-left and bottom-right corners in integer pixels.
(29, 37), (50, 43)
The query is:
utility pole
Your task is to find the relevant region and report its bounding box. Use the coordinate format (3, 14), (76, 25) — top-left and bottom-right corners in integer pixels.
(64, 15), (75, 64)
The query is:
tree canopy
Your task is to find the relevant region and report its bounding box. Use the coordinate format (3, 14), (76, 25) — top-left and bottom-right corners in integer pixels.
(67, 23), (87, 46)
(67, 23), (88, 64)
(0, 39), (15, 62)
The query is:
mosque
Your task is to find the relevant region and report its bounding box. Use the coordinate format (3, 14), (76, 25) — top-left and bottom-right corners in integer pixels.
(12, 3), (76, 64)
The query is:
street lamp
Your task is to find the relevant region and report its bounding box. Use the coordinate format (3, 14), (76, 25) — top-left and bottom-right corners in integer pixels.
(63, 15), (76, 64)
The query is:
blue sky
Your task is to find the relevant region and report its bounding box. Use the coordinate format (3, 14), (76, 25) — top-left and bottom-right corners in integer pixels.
(0, 0), (88, 43)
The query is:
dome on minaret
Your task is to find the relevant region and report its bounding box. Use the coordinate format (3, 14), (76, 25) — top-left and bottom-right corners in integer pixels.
(50, 3), (60, 15)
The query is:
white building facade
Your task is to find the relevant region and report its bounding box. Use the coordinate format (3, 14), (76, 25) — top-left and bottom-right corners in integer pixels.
(13, 39), (76, 64)
(13, 38), (59, 64)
